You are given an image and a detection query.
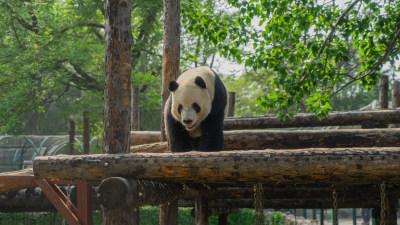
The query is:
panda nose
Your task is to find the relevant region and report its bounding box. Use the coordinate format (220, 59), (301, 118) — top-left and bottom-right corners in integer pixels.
(183, 119), (193, 125)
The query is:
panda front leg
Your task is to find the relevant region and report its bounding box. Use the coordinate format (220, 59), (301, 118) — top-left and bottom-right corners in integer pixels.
(166, 116), (193, 152)
(199, 113), (224, 152)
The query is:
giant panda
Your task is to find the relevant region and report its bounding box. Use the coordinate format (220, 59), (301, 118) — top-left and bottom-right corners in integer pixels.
(164, 66), (228, 152)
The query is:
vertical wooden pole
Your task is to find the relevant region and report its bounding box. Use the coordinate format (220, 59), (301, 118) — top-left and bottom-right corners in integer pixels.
(69, 121), (75, 155)
(195, 197), (209, 225)
(103, 0), (132, 224)
(378, 75), (389, 109)
(391, 80), (400, 128)
(83, 111), (90, 155)
(227, 92), (236, 117)
(77, 181), (93, 225)
(160, 0), (181, 141)
(160, 0), (180, 224)
(131, 87), (141, 131)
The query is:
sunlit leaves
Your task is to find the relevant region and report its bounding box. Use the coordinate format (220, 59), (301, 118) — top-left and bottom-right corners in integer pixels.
(183, 0), (400, 119)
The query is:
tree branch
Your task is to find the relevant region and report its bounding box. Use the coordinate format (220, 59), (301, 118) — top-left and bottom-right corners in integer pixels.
(317, 0), (361, 58)
(331, 26), (400, 97)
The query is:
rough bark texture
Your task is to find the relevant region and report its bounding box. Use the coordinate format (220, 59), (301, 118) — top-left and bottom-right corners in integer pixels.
(378, 75), (389, 109)
(160, 0), (180, 223)
(103, 0), (132, 155)
(103, 0), (132, 224)
(160, 0), (180, 142)
(224, 110), (400, 129)
(130, 128), (400, 151)
(130, 131), (162, 145)
(33, 148), (400, 186)
(130, 142), (168, 153)
(97, 177), (183, 209)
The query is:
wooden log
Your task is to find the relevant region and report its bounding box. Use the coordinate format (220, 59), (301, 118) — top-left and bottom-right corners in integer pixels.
(179, 198), (383, 209)
(97, 177), (183, 209)
(223, 110), (400, 129)
(183, 186), (400, 201)
(0, 169), (36, 193)
(33, 148), (400, 186)
(130, 142), (167, 153)
(130, 129), (400, 151)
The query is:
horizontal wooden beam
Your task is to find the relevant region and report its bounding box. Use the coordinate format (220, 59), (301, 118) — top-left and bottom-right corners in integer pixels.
(130, 129), (400, 151)
(224, 110), (400, 129)
(0, 169), (36, 193)
(97, 177), (183, 210)
(33, 148), (400, 186)
(179, 198), (383, 209)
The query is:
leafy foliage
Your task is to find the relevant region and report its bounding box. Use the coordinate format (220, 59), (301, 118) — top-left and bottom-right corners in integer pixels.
(183, 0), (400, 118)
(0, 0), (164, 134)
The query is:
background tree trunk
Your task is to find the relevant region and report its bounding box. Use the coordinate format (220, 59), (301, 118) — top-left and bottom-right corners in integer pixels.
(160, 0), (180, 224)
(103, 0), (133, 224)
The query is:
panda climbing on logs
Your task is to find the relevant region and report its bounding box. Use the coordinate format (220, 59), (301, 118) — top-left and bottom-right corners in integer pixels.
(164, 66), (228, 152)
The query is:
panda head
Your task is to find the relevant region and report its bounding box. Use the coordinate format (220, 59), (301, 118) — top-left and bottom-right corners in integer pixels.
(169, 76), (212, 131)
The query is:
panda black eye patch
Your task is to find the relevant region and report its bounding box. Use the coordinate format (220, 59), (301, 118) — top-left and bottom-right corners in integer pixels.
(178, 104), (183, 114)
(192, 103), (201, 113)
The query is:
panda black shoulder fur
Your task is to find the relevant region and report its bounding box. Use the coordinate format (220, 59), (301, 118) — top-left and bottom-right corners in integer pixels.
(164, 66), (228, 152)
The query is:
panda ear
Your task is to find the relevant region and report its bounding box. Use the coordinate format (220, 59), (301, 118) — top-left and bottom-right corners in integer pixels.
(195, 76), (207, 89)
(169, 81), (179, 92)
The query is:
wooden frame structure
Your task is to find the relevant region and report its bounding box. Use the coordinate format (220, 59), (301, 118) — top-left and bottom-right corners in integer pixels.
(0, 170), (93, 225)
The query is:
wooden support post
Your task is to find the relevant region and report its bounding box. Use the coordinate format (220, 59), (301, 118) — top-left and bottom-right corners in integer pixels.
(77, 181), (93, 225)
(227, 92), (236, 117)
(392, 80), (400, 108)
(36, 179), (80, 225)
(379, 75), (389, 109)
(83, 111), (90, 155)
(195, 197), (209, 225)
(97, 177), (183, 209)
(69, 121), (75, 155)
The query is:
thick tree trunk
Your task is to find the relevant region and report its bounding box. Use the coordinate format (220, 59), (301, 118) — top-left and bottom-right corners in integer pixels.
(33, 148), (400, 186)
(130, 128), (400, 151)
(160, 0), (181, 224)
(160, 0), (180, 141)
(103, 0), (132, 224)
(224, 110), (400, 129)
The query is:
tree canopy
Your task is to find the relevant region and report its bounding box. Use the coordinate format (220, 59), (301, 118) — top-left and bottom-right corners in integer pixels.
(183, 0), (400, 119)
(0, 0), (163, 134)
